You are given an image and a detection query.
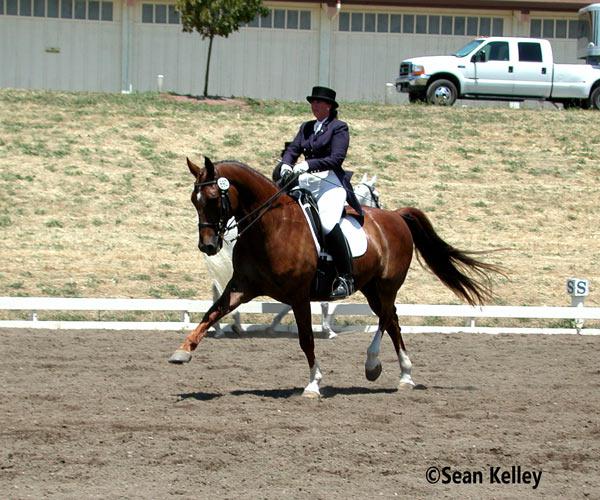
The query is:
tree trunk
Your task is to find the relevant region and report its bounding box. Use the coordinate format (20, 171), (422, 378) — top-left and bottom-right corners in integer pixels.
(203, 36), (214, 98)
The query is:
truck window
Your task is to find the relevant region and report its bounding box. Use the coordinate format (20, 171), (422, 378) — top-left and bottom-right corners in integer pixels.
(486, 41), (509, 61)
(454, 39), (483, 57)
(518, 42), (543, 62)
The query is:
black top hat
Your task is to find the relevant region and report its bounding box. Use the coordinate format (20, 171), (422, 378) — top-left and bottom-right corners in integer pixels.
(306, 86), (338, 109)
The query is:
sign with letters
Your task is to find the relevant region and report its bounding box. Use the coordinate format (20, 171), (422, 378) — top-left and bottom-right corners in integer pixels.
(566, 278), (589, 297)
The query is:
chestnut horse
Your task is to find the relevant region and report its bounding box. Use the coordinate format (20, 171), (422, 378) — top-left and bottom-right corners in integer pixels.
(169, 158), (500, 397)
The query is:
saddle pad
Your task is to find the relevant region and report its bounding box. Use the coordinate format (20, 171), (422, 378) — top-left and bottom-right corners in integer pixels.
(297, 198), (368, 258)
(340, 215), (368, 258)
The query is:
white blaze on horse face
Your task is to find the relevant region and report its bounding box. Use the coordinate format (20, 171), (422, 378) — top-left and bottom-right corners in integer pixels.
(196, 190), (203, 203)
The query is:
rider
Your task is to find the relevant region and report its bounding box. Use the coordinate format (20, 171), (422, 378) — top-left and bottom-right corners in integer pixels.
(279, 86), (362, 299)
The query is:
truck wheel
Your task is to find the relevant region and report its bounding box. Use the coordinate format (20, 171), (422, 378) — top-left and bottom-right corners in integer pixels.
(590, 86), (600, 110)
(426, 79), (457, 106)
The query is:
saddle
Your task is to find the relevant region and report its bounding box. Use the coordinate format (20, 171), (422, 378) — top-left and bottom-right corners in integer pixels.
(289, 187), (367, 300)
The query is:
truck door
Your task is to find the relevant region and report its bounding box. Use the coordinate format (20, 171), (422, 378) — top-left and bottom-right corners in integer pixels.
(512, 41), (552, 97)
(463, 41), (514, 95)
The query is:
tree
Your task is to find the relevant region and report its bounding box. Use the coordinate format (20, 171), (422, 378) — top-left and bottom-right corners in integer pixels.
(175, 0), (268, 98)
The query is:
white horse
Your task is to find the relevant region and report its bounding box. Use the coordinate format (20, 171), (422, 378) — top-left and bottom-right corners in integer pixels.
(203, 173), (381, 337)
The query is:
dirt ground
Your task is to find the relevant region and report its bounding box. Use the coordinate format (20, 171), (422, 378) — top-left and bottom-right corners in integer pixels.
(1, 328), (598, 499)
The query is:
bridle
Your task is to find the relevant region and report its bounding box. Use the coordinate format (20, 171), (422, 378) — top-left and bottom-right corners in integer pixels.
(356, 181), (381, 209)
(194, 173), (298, 245)
(194, 177), (233, 239)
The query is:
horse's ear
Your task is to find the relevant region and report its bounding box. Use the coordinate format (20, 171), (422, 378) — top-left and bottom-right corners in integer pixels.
(360, 173), (367, 183)
(204, 156), (215, 179)
(370, 174), (377, 186)
(187, 157), (202, 178)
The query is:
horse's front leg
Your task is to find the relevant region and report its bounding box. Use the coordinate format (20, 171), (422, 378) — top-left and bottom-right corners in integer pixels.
(293, 301), (322, 398)
(169, 282), (250, 364)
(211, 282), (225, 338)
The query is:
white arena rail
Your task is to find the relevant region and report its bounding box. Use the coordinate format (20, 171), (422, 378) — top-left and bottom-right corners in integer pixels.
(0, 296), (599, 335)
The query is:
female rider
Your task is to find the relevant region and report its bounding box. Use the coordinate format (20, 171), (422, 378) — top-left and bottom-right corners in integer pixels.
(279, 86), (362, 299)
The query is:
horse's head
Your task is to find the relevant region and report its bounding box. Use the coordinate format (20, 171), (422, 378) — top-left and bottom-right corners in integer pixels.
(187, 156), (237, 256)
(354, 174), (381, 209)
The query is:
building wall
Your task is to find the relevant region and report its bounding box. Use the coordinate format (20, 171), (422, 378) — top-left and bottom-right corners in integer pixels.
(0, 0), (585, 102)
(0, 0), (122, 91)
(131, 3), (320, 99)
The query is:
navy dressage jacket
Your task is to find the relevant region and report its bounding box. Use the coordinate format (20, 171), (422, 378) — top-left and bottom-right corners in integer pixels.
(281, 118), (363, 216)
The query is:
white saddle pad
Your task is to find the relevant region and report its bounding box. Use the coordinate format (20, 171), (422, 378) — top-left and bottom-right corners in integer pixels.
(298, 198), (368, 258)
(340, 215), (368, 258)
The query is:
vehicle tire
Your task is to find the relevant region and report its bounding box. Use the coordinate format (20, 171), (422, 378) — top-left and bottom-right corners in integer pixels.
(590, 86), (600, 110)
(426, 79), (458, 106)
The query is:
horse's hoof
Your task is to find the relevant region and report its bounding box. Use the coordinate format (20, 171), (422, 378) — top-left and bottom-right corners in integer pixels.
(398, 380), (416, 390)
(169, 350), (192, 364)
(231, 324), (244, 336)
(302, 389), (321, 399)
(365, 362), (382, 382)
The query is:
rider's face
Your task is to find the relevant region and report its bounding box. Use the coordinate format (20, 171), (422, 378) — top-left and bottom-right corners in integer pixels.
(310, 99), (331, 121)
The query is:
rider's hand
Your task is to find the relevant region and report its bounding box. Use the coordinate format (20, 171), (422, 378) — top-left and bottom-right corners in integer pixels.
(280, 163), (293, 181)
(293, 161), (309, 175)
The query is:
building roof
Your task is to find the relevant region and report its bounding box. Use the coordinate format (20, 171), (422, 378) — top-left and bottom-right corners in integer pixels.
(287, 1), (591, 13)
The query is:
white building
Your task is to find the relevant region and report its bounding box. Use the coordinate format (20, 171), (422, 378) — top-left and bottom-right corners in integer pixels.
(0, 0), (590, 102)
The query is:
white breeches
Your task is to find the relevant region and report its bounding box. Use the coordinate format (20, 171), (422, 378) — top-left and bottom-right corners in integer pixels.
(298, 170), (346, 234)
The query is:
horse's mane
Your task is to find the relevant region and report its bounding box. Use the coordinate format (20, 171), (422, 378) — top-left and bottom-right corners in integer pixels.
(214, 160), (275, 188)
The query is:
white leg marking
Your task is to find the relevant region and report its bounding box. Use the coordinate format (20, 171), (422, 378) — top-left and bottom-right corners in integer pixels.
(303, 362), (322, 398)
(320, 302), (337, 339)
(365, 329), (382, 372)
(398, 348), (415, 387)
(231, 311), (243, 335)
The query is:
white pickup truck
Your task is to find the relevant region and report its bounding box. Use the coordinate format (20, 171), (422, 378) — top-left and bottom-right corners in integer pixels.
(395, 37), (600, 109)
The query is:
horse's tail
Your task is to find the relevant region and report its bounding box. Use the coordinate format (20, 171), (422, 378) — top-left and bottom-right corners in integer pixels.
(398, 207), (503, 306)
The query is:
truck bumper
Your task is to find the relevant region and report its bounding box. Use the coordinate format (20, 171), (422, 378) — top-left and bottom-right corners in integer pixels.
(395, 75), (430, 93)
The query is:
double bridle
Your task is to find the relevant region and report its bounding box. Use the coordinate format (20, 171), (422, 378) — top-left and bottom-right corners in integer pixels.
(194, 174), (298, 244)
(194, 177), (233, 238)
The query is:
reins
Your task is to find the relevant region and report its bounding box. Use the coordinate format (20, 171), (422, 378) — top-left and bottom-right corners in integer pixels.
(222, 173), (299, 243)
(201, 168), (360, 245)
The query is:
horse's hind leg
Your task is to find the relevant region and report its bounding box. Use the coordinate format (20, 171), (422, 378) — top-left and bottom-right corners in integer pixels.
(292, 300), (322, 398)
(364, 283), (415, 388)
(387, 314), (415, 389)
(365, 328), (383, 382)
(362, 284), (386, 381)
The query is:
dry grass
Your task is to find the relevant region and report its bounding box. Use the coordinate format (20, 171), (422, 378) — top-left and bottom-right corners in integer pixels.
(1, 89), (599, 309)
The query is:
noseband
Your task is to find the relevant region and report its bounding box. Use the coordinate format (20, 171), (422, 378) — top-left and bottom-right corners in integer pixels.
(195, 177), (232, 238)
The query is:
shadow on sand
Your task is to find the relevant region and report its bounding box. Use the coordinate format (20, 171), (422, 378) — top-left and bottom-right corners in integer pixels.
(177, 384), (429, 401)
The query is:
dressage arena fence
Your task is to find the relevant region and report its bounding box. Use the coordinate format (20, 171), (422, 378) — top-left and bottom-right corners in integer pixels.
(1, 297), (599, 335)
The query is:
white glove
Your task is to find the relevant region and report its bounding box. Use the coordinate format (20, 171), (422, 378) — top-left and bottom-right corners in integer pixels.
(280, 163), (293, 178)
(293, 161), (309, 174)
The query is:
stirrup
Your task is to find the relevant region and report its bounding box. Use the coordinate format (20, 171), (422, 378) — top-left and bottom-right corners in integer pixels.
(330, 276), (354, 299)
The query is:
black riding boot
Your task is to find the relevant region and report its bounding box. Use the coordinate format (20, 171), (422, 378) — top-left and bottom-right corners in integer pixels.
(325, 224), (354, 299)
